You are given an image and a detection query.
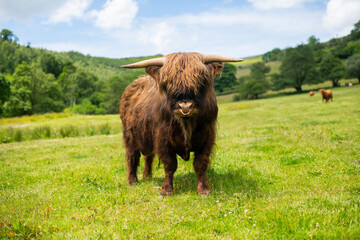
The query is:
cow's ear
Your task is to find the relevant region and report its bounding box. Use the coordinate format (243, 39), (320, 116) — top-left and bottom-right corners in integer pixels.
(145, 66), (161, 81)
(206, 62), (224, 76)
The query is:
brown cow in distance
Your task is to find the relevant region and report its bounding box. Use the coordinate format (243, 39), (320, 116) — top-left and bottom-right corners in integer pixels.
(319, 89), (333, 102)
(309, 91), (315, 96)
(120, 52), (244, 195)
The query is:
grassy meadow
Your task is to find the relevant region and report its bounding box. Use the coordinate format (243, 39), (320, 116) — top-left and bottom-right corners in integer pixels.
(1, 85), (360, 239)
(0, 113), (121, 143)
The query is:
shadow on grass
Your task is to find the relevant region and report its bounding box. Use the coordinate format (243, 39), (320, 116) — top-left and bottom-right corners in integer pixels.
(151, 167), (264, 197)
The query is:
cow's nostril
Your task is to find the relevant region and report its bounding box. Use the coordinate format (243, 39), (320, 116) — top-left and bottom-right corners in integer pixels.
(178, 102), (194, 115)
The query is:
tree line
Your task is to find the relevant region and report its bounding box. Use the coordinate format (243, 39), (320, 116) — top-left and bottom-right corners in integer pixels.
(215, 20), (360, 100)
(0, 29), (145, 117)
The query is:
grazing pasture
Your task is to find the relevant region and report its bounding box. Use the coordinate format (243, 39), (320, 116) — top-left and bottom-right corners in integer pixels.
(1, 85), (359, 239)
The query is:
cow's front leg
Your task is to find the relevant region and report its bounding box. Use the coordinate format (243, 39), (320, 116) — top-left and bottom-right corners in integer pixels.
(193, 152), (210, 195)
(159, 153), (177, 196)
(126, 148), (140, 185)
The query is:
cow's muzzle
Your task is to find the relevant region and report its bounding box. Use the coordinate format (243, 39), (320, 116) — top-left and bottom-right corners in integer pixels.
(175, 101), (196, 118)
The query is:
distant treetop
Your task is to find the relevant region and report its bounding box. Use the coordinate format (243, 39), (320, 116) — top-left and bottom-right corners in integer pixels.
(1, 29), (18, 42)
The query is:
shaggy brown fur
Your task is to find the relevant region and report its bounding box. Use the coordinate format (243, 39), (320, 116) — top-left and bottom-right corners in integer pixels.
(309, 91), (315, 96)
(120, 52), (223, 195)
(319, 89), (333, 102)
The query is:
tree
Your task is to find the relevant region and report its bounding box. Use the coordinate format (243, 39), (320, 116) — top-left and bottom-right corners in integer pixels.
(308, 35), (321, 50)
(349, 20), (360, 41)
(105, 75), (132, 114)
(331, 41), (353, 59)
(346, 54), (360, 83)
(3, 62), (32, 116)
(3, 62), (66, 117)
(15, 46), (32, 66)
(0, 74), (10, 116)
(238, 62), (270, 99)
(319, 54), (346, 87)
(0, 29), (18, 42)
(241, 79), (269, 99)
(0, 40), (16, 74)
(343, 40), (360, 56)
(279, 45), (321, 92)
(270, 73), (292, 91)
(0, 74), (10, 103)
(250, 62), (270, 79)
(73, 71), (97, 100)
(31, 67), (65, 113)
(214, 63), (237, 93)
(40, 54), (64, 78)
(58, 61), (77, 106)
(263, 48), (283, 63)
(60, 68), (98, 107)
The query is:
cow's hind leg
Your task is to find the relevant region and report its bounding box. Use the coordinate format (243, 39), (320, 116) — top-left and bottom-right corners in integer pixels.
(143, 154), (154, 180)
(126, 148), (140, 185)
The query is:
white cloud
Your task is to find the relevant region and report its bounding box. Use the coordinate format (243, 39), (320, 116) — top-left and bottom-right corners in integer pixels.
(46, 0), (93, 24)
(322, 0), (360, 36)
(123, 7), (327, 58)
(137, 22), (177, 53)
(247, 0), (317, 10)
(90, 0), (138, 29)
(0, 0), (137, 28)
(4, 0), (341, 59)
(160, 8), (324, 36)
(0, 0), (92, 24)
(0, 0), (64, 23)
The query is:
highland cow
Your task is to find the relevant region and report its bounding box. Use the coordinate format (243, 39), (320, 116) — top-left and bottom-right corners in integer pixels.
(319, 89), (333, 102)
(120, 52), (243, 195)
(309, 91), (315, 96)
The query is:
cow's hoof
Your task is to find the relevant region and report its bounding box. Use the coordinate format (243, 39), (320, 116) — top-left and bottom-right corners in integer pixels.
(198, 188), (210, 195)
(160, 186), (173, 196)
(160, 190), (173, 196)
(143, 173), (152, 180)
(160, 191), (173, 196)
(128, 181), (137, 186)
(128, 176), (138, 185)
(197, 184), (210, 195)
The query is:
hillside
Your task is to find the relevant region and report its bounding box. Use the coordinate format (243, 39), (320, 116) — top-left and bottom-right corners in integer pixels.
(66, 53), (167, 82)
(0, 31), (163, 117)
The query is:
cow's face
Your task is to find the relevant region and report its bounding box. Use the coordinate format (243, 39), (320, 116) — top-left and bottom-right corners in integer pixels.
(121, 52), (242, 120)
(145, 53), (223, 119)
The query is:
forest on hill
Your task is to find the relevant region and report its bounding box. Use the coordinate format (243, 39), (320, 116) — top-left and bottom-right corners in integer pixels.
(230, 20), (360, 100)
(0, 28), (158, 117)
(1, 20), (360, 118)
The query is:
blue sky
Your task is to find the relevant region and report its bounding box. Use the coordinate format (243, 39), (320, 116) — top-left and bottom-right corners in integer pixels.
(1, 0), (359, 58)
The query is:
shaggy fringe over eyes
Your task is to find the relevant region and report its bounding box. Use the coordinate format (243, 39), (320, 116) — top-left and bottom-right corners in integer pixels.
(159, 53), (213, 95)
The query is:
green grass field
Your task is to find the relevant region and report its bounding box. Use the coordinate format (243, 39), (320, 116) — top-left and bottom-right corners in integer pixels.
(1, 85), (360, 239)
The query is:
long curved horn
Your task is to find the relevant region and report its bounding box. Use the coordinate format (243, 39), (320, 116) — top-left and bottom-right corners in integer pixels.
(202, 54), (244, 63)
(121, 57), (165, 68)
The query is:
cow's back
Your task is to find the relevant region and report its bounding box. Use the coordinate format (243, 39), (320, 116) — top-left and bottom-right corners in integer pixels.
(120, 75), (156, 121)
(120, 75), (158, 154)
